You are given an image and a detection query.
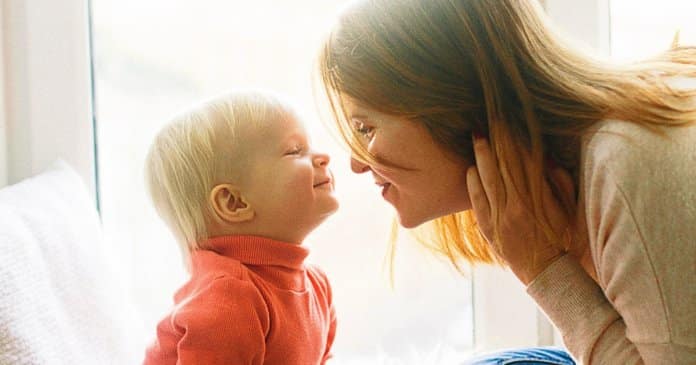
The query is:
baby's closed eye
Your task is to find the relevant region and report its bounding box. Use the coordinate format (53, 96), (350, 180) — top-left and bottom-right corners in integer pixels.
(285, 145), (305, 156)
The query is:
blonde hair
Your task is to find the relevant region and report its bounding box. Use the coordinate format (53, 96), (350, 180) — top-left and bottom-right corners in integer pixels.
(316, 0), (696, 269)
(144, 91), (295, 265)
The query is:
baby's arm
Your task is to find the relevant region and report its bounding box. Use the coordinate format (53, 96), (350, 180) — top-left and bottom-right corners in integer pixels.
(312, 266), (337, 364)
(322, 297), (337, 363)
(172, 276), (270, 365)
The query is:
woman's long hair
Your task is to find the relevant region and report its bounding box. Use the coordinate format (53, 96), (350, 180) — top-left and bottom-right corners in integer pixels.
(316, 0), (696, 269)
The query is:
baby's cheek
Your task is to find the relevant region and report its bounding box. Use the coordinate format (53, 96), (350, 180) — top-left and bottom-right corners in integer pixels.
(284, 173), (314, 194)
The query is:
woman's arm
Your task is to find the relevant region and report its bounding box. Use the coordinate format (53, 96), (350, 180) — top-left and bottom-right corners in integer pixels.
(559, 120), (696, 363)
(467, 124), (696, 363)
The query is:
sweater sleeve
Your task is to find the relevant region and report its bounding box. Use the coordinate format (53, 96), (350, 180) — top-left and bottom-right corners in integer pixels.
(527, 255), (641, 363)
(322, 283), (337, 364)
(172, 276), (270, 365)
(528, 120), (696, 364)
(307, 265), (338, 364)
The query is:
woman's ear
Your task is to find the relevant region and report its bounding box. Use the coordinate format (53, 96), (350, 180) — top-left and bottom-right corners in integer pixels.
(209, 184), (255, 223)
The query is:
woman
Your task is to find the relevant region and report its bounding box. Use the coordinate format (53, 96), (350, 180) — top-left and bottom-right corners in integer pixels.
(315, 0), (696, 364)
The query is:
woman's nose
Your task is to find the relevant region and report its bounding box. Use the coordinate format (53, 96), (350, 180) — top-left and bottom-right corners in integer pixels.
(350, 156), (370, 173)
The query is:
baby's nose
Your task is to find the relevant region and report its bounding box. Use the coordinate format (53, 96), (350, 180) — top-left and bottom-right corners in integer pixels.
(313, 152), (330, 167)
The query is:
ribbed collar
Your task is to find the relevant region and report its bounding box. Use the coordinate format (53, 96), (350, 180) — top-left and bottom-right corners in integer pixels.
(202, 235), (309, 270)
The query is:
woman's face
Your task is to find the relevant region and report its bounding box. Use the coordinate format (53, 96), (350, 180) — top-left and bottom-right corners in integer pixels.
(343, 99), (473, 228)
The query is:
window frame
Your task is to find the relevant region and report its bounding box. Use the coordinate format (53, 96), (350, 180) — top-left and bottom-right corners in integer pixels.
(0, 0), (96, 196)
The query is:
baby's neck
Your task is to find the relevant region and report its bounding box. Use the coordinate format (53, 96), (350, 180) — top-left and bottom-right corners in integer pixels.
(207, 225), (307, 245)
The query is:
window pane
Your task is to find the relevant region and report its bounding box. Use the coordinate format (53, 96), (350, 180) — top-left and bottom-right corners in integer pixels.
(611, 0), (696, 61)
(91, 1), (473, 362)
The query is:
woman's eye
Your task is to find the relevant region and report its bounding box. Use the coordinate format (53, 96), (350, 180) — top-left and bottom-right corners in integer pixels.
(353, 121), (374, 140)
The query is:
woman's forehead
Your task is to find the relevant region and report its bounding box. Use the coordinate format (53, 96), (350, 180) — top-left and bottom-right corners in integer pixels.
(340, 96), (364, 114)
(341, 97), (391, 123)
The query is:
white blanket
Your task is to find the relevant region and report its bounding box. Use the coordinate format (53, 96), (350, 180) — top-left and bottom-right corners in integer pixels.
(0, 161), (143, 365)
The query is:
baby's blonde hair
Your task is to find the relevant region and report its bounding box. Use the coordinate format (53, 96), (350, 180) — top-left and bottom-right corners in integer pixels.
(144, 91), (295, 264)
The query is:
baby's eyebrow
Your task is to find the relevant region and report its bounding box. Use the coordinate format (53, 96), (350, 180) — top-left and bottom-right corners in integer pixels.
(283, 133), (308, 147)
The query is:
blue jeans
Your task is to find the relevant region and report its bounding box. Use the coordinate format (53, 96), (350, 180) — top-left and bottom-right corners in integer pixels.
(463, 347), (575, 365)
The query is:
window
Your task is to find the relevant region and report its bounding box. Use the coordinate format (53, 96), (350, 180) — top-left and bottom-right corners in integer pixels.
(91, 1), (473, 362)
(8, 0), (693, 362)
(610, 0), (696, 61)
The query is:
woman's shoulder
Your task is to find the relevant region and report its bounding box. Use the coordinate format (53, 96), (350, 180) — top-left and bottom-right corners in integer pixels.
(580, 117), (696, 245)
(581, 118), (696, 179)
(583, 76), (696, 168)
(579, 118), (696, 233)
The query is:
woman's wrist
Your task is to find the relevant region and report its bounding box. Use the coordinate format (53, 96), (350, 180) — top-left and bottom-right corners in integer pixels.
(512, 252), (566, 286)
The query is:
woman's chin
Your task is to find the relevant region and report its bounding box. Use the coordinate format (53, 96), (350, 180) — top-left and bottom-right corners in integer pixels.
(396, 205), (472, 229)
(395, 213), (427, 229)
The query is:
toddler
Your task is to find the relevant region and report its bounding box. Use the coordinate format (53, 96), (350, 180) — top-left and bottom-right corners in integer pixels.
(142, 91), (338, 364)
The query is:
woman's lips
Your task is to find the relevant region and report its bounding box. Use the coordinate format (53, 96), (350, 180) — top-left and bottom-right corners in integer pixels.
(381, 183), (391, 197)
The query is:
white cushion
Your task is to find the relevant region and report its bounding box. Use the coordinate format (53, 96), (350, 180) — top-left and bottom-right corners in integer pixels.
(0, 161), (144, 364)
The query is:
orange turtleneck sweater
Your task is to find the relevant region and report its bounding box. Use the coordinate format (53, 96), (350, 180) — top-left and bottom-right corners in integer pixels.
(143, 236), (337, 365)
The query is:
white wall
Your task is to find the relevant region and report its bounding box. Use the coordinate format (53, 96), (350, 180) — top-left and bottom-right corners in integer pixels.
(1, 0), (95, 195)
(546, 0), (611, 55)
(1, 2), (8, 188)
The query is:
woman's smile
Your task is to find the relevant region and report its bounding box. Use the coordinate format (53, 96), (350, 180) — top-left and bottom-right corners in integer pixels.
(379, 182), (391, 198)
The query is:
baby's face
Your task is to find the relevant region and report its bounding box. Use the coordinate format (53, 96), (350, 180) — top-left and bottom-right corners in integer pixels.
(235, 115), (338, 242)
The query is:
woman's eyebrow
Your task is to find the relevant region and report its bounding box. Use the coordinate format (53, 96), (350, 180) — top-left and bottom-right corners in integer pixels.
(349, 113), (370, 121)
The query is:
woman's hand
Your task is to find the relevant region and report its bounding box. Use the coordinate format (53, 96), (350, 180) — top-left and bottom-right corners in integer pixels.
(466, 135), (576, 285)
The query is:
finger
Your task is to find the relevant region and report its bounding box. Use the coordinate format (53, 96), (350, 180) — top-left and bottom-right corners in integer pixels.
(472, 135), (504, 209)
(501, 145), (531, 205)
(466, 166), (493, 243)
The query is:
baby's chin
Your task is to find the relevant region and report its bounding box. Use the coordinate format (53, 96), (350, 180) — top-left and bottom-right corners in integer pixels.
(310, 202), (339, 227)
(321, 200), (340, 218)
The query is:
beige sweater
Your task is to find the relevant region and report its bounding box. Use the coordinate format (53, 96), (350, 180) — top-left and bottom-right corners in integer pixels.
(527, 118), (696, 364)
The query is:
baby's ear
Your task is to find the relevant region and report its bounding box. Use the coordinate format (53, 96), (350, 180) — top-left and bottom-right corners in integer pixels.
(209, 184), (255, 223)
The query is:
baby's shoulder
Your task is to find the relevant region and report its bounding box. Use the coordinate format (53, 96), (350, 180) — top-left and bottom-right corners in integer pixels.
(305, 264), (333, 294)
(306, 264), (330, 281)
(177, 262), (265, 310)
(191, 249), (253, 281)
(179, 251), (264, 304)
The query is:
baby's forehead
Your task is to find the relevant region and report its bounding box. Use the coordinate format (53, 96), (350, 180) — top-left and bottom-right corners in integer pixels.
(219, 115), (308, 153)
(249, 114), (307, 140)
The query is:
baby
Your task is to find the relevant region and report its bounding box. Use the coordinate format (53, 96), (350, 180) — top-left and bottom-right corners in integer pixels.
(142, 91), (338, 364)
